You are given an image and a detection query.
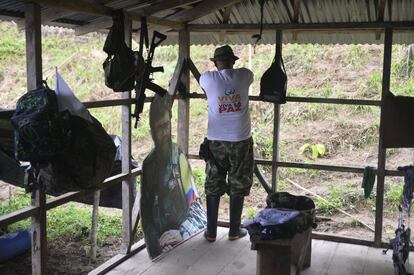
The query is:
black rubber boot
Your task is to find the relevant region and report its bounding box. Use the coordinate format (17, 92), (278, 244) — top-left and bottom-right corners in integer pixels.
(228, 195), (248, 240)
(204, 195), (220, 242)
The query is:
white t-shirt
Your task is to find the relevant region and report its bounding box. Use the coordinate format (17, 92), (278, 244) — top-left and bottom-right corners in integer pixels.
(200, 68), (254, 142)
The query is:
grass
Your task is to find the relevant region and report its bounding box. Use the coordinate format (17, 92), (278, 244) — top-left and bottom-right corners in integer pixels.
(316, 184), (365, 215)
(384, 183), (403, 207)
(343, 45), (372, 69)
(192, 166), (206, 199)
(0, 188), (128, 241)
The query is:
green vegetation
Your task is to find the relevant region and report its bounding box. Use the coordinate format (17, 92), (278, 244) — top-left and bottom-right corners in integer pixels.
(299, 143), (326, 159)
(384, 184), (403, 207)
(192, 166), (206, 199)
(343, 45), (372, 69)
(245, 207), (257, 220)
(316, 184), (364, 215)
(0, 189), (127, 241)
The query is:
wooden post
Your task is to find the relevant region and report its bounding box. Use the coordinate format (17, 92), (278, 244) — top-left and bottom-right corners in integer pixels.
(271, 30), (282, 192)
(177, 28), (190, 155)
(25, 2), (42, 91)
(26, 3), (47, 274)
(121, 14), (133, 254)
(89, 191), (100, 262)
(374, 28), (392, 247)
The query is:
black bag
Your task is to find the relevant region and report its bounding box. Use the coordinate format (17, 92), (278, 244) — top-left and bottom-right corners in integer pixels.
(34, 113), (116, 192)
(260, 56), (287, 104)
(103, 10), (136, 92)
(246, 192), (316, 241)
(11, 81), (66, 161)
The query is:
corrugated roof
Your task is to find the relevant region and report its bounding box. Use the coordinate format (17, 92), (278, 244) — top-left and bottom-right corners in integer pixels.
(0, 0), (414, 45)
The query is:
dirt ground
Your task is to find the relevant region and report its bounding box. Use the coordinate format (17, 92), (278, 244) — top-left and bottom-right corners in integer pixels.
(0, 233), (122, 275)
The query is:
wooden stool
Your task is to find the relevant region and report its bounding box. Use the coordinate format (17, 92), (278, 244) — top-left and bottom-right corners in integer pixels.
(250, 228), (312, 275)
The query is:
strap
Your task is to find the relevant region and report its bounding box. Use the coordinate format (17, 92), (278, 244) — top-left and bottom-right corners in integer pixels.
(280, 56), (286, 74)
(272, 48), (286, 74)
(252, 0), (266, 45)
(139, 17), (148, 54)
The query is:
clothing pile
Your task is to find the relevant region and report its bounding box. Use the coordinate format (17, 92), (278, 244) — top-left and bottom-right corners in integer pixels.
(244, 192), (316, 240)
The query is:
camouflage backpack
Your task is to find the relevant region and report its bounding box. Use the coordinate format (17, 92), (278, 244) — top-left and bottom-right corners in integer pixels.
(11, 81), (67, 161)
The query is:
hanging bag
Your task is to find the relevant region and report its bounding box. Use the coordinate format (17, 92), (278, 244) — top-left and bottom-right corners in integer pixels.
(103, 10), (136, 92)
(36, 113), (116, 192)
(11, 81), (66, 161)
(260, 54), (288, 104)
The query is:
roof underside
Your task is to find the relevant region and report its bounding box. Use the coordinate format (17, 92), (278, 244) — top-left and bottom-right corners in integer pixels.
(0, 0), (414, 45)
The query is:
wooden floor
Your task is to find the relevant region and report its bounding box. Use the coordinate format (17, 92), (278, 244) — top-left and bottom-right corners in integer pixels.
(102, 227), (413, 275)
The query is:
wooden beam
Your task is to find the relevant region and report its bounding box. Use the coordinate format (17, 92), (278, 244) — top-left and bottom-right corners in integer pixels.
(26, 4), (47, 274)
(0, 206), (37, 227)
(292, 0), (302, 23)
(374, 27), (392, 247)
(186, 92), (382, 106)
(377, 0), (387, 22)
(271, 30), (282, 192)
(17, 8), (76, 29)
(89, 191), (101, 262)
(221, 5), (233, 24)
(375, 0), (387, 39)
(0, 169), (141, 228)
(130, 188), (141, 241)
(188, 154), (404, 177)
(168, 56), (186, 95)
(187, 58), (201, 83)
(121, 14), (133, 254)
(30, 0), (113, 17)
(218, 5), (233, 42)
(187, 21), (414, 32)
(169, 0), (242, 22)
(177, 28), (190, 155)
(25, 3), (42, 91)
(31, 0), (181, 36)
(131, 0), (201, 15)
(75, 11), (182, 36)
(0, 9), (24, 19)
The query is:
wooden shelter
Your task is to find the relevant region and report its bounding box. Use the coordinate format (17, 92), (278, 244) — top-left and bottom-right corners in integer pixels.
(1, 0), (414, 274)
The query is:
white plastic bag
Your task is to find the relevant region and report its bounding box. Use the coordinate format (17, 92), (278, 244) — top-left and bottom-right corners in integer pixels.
(54, 68), (92, 122)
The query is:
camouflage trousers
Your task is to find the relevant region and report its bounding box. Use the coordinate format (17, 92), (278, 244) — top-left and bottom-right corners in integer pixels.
(205, 137), (254, 197)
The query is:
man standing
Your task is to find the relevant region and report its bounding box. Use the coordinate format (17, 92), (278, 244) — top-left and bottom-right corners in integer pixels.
(200, 45), (254, 242)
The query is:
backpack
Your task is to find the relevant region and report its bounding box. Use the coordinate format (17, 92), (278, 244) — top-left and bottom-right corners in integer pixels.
(260, 55), (287, 104)
(11, 81), (66, 161)
(103, 10), (136, 92)
(32, 113), (116, 192)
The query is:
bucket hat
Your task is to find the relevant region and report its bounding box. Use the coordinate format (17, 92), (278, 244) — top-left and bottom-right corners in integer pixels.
(210, 45), (239, 61)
